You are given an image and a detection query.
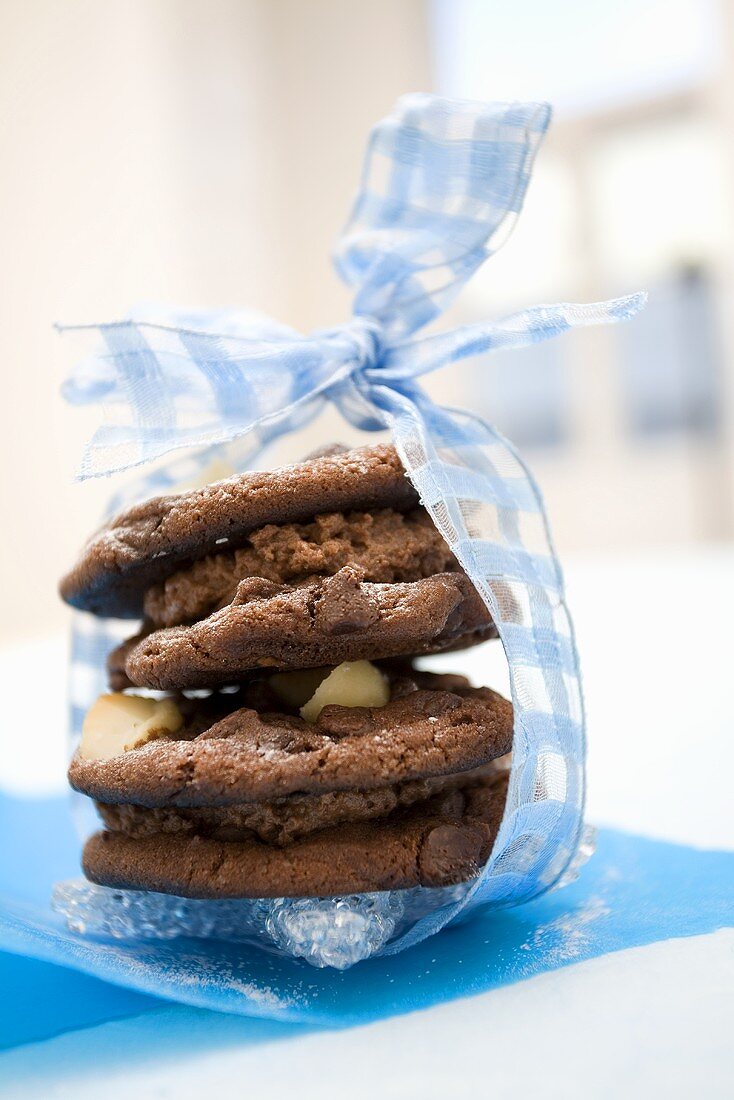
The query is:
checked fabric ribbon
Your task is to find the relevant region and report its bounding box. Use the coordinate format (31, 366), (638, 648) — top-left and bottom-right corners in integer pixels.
(60, 94), (644, 932)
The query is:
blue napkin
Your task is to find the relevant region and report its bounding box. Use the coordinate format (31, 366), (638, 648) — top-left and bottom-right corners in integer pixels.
(1, 789), (731, 1039)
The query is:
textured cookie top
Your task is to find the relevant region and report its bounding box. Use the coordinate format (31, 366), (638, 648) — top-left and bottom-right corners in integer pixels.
(60, 445), (419, 618)
(69, 672), (513, 807)
(109, 568), (496, 691)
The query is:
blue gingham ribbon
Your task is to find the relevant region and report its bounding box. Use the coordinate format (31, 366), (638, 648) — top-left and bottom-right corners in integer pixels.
(61, 94), (644, 919)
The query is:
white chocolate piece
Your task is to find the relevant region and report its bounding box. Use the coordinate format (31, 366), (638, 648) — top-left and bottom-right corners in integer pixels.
(269, 668), (330, 709)
(79, 693), (184, 761)
(300, 660), (389, 724)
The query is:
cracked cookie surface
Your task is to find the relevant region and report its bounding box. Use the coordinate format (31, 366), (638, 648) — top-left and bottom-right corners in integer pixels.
(109, 567), (496, 690)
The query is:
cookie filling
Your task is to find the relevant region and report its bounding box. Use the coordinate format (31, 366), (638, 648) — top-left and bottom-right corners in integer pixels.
(94, 760), (508, 846)
(143, 507), (457, 628)
(80, 660), (390, 763)
(69, 670), (514, 806)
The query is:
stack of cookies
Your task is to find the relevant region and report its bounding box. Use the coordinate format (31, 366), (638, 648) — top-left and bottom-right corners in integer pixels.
(61, 445), (514, 900)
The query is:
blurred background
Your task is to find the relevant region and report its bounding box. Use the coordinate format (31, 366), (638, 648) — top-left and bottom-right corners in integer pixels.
(1, 0), (733, 647)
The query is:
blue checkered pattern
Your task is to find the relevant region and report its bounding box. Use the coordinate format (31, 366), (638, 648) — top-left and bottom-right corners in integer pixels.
(336, 94), (552, 339)
(61, 94), (644, 920)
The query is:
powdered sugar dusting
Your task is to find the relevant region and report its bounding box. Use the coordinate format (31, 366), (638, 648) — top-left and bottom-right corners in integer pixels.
(520, 896), (611, 966)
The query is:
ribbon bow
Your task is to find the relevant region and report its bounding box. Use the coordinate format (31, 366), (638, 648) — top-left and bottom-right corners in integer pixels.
(61, 94), (644, 948)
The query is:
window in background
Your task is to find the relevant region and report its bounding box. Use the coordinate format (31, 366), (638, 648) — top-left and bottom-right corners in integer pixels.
(588, 113), (727, 284)
(449, 156), (576, 452)
(473, 339), (569, 450)
(617, 264), (722, 438)
(458, 157), (581, 313)
(431, 0), (717, 118)
(587, 112), (727, 440)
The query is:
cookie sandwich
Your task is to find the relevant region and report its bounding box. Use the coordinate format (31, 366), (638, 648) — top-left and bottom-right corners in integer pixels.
(62, 444), (514, 898)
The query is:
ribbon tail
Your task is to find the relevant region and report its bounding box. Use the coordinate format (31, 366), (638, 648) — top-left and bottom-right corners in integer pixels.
(365, 380), (586, 952)
(378, 292), (647, 381)
(59, 318), (356, 479)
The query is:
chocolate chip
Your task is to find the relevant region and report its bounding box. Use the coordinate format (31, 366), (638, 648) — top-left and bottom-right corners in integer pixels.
(418, 822), (489, 886)
(313, 566), (380, 635)
(232, 577), (284, 604)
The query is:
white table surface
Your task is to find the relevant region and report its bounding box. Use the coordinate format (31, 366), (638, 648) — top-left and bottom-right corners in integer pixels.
(0, 544), (732, 1099)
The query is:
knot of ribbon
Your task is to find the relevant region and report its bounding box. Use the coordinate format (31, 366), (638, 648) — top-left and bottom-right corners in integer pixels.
(339, 316), (385, 374)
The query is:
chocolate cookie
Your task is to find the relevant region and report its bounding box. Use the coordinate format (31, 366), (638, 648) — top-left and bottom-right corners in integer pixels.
(60, 445), (421, 618)
(69, 672), (514, 807)
(109, 567), (495, 690)
(82, 771), (509, 897)
(62, 440), (511, 906)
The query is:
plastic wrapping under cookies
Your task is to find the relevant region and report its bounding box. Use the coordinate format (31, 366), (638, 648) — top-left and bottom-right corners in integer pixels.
(56, 94), (643, 970)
